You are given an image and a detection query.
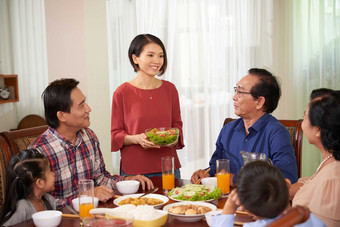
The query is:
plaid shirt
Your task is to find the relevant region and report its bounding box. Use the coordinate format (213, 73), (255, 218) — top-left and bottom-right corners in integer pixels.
(29, 127), (124, 208)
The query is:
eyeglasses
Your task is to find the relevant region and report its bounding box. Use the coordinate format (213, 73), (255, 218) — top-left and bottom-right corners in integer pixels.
(234, 87), (252, 97)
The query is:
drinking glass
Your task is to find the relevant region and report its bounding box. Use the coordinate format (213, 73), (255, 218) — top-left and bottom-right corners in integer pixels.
(78, 179), (94, 218)
(216, 159), (230, 196)
(161, 156), (175, 192)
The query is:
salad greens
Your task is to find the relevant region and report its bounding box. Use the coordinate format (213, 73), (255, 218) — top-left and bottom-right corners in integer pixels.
(146, 128), (179, 145)
(168, 184), (222, 201)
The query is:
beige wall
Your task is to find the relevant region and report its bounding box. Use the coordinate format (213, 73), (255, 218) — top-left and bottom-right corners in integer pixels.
(45, 0), (113, 173)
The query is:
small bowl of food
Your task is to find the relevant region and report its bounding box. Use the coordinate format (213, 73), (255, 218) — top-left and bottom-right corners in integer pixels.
(32, 210), (62, 227)
(72, 197), (99, 212)
(201, 177), (217, 187)
(116, 180), (140, 195)
(205, 210), (222, 226)
(145, 127), (179, 147)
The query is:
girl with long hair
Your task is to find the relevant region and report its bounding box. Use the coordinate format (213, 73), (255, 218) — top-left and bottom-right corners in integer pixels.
(0, 149), (56, 226)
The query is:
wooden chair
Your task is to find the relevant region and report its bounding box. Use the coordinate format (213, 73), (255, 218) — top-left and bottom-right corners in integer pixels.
(17, 114), (46, 130)
(266, 205), (310, 227)
(0, 125), (48, 213)
(223, 118), (303, 178)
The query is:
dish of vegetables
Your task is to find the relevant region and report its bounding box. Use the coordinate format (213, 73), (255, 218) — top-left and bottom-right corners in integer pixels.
(145, 127), (179, 146)
(168, 184), (221, 202)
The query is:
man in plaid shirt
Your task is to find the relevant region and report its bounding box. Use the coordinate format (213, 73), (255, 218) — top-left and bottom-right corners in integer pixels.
(29, 78), (153, 208)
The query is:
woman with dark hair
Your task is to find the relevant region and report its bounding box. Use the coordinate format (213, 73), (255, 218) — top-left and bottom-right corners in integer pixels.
(292, 90), (340, 227)
(0, 149), (56, 226)
(111, 34), (184, 178)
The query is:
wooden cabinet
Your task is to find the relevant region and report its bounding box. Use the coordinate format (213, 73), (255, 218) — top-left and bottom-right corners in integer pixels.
(0, 74), (19, 104)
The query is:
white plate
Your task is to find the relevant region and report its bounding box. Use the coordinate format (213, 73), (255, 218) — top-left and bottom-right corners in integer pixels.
(163, 201), (217, 222)
(113, 193), (169, 209)
(169, 196), (215, 202)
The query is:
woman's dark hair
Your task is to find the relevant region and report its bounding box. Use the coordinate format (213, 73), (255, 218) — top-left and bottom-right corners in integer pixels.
(0, 149), (49, 226)
(128, 34), (167, 76)
(310, 88), (333, 100)
(248, 68), (281, 113)
(236, 160), (289, 218)
(42, 78), (79, 128)
(309, 90), (340, 160)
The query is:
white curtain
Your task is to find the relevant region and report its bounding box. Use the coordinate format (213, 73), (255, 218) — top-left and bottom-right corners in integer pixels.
(106, 0), (274, 179)
(287, 0), (340, 176)
(0, 0), (48, 127)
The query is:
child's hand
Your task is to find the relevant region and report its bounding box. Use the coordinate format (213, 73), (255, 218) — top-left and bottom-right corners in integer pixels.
(222, 189), (241, 214)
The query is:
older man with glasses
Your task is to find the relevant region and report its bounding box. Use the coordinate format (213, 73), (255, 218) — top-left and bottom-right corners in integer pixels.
(191, 68), (298, 185)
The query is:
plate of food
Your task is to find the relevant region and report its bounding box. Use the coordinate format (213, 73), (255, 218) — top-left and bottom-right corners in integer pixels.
(163, 201), (217, 222)
(145, 127), (179, 147)
(168, 184), (221, 202)
(113, 193), (169, 209)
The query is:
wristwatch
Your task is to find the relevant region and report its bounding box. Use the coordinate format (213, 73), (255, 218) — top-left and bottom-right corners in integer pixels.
(0, 88), (10, 99)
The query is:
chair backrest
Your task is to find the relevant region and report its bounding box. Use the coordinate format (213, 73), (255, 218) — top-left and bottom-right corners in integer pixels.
(0, 125), (48, 214)
(17, 114), (47, 130)
(223, 118), (303, 178)
(266, 205), (310, 227)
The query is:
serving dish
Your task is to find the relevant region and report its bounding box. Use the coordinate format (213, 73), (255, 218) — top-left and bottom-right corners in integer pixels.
(163, 201), (217, 222)
(91, 205), (168, 227)
(145, 127), (179, 147)
(113, 193), (169, 209)
(168, 184), (221, 202)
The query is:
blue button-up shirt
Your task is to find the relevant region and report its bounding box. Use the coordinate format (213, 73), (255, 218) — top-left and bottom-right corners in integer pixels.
(209, 113), (298, 183)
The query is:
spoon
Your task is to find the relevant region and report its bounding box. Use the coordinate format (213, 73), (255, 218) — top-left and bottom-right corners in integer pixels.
(138, 187), (159, 198)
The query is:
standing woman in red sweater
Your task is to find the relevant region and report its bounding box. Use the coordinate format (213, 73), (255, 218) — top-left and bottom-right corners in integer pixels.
(111, 34), (184, 178)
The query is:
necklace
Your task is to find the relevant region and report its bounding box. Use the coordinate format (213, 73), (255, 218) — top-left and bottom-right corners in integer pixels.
(136, 77), (157, 100)
(148, 78), (157, 100)
(316, 154), (333, 173)
(299, 154), (333, 189)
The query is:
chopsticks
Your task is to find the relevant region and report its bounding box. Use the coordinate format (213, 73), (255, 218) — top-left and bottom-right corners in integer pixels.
(218, 208), (248, 215)
(62, 213), (80, 219)
(195, 168), (211, 184)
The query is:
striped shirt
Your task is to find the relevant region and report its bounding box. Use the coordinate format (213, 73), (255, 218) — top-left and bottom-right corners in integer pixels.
(29, 127), (124, 208)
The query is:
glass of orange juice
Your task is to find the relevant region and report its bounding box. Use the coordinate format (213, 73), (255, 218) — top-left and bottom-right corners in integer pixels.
(161, 156), (175, 193)
(78, 179), (94, 218)
(216, 159), (230, 196)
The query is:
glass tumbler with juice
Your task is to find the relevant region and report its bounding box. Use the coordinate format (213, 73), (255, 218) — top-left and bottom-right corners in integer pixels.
(216, 159), (230, 196)
(79, 179), (94, 218)
(161, 156), (175, 191)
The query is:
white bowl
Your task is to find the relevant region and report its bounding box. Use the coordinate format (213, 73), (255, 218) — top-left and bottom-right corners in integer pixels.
(205, 210), (222, 226)
(201, 177), (217, 187)
(32, 210), (62, 227)
(72, 197), (99, 212)
(116, 180), (140, 195)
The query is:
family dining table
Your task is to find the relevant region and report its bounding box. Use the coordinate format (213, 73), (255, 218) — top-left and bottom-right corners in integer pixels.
(12, 177), (254, 227)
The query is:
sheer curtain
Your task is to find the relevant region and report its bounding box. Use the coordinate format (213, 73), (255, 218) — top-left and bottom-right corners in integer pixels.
(106, 0), (274, 178)
(0, 0), (48, 128)
(287, 0), (340, 176)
